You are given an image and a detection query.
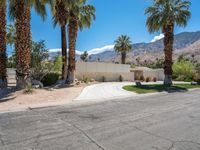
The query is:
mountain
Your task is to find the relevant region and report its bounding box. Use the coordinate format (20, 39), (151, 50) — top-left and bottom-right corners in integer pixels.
(89, 31), (200, 63)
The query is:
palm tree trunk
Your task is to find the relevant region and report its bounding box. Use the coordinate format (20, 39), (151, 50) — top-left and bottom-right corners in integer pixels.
(163, 24), (174, 85)
(61, 25), (67, 80)
(0, 0), (7, 88)
(121, 52), (126, 64)
(15, 1), (31, 89)
(66, 17), (78, 84)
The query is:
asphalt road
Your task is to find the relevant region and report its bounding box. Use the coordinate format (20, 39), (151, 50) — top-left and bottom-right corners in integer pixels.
(0, 89), (200, 150)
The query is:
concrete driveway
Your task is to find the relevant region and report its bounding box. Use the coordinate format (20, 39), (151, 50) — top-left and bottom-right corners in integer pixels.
(75, 81), (190, 101)
(75, 82), (137, 101)
(0, 90), (200, 150)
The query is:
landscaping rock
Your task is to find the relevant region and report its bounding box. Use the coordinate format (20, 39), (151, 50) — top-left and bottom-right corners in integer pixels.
(90, 78), (95, 82)
(32, 80), (44, 88)
(191, 81), (198, 86)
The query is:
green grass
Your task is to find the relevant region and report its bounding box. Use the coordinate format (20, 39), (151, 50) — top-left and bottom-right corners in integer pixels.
(123, 84), (200, 94)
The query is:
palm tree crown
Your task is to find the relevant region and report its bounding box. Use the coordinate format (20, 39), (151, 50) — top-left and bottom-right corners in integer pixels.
(68, 0), (96, 30)
(114, 35), (132, 64)
(145, 0), (191, 33)
(114, 35), (132, 53)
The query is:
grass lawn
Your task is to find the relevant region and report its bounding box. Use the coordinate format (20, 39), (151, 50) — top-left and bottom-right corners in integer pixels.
(123, 84), (200, 94)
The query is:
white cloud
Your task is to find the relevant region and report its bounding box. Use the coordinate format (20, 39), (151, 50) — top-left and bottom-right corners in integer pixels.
(48, 48), (83, 55)
(48, 44), (114, 55)
(87, 45), (114, 55)
(151, 34), (164, 43)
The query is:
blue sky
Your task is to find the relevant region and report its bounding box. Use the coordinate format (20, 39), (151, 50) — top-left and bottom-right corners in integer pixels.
(8, 0), (200, 54)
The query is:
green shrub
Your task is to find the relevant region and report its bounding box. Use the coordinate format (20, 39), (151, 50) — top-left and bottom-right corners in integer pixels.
(173, 60), (195, 82)
(41, 73), (60, 86)
(81, 76), (90, 83)
(194, 74), (200, 84)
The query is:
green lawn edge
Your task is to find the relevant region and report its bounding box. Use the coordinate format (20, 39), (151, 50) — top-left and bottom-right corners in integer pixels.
(123, 84), (200, 94)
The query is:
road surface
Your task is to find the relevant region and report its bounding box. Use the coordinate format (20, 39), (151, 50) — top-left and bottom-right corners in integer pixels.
(0, 89), (200, 150)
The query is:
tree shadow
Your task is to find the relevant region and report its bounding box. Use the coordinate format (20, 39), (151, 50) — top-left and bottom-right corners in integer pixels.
(0, 87), (17, 103)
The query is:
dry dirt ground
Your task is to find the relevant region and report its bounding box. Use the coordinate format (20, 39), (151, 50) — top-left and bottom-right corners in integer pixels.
(0, 84), (89, 113)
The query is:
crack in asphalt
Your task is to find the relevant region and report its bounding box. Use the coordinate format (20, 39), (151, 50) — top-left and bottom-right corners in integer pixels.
(133, 126), (200, 150)
(59, 118), (106, 150)
(133, 126), (172, 142)
(167, 140), (200, 150)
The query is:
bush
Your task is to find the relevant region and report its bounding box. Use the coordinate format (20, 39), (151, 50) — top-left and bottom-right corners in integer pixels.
(153, 77), (157, 82)
(119, 75), (123, 82)
(173, 60), (195, 82)
(194, 74), (200, 85)
(81, 76), (90, 83)
(146, 77), (151, 82)
(139, 75), (145, 82)
(102, 76), (106, 82)
(41, 73), (60, 86)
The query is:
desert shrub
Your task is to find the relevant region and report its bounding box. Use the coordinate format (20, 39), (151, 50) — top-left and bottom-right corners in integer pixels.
(145, 77), (151, 82)
(24, 83), (33, 94)
(41, 73), (60, 86)
(119, 75), (123, 82)
(173, 60), (195, 82)
(140, 75), (145, 81)
(81, 76), (90, 83)
(102, 76), (106, 82)
(53, 56), (62, 74)
(153, 77), (157, 82)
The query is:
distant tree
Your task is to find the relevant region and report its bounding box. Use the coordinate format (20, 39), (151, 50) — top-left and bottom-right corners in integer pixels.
(136, 57), (141, 66)
(80, 51), (89, 62)
(6, 23), (16, 49)
(114, 35), (132, 64)
(145, 0), (191, 85)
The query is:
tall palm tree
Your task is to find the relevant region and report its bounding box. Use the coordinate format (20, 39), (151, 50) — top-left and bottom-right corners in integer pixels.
(66, 0), (95, 84)
(114, 35), (132, 64)
(0, 0), (7, 88)
(9, 0), (47, 89)
(50, 0), (69, 80)
(145, 0), (191, 85)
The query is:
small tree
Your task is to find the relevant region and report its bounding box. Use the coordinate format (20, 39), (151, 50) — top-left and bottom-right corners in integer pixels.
(30, 40), (52, 82)
(80, 51), (89, 62)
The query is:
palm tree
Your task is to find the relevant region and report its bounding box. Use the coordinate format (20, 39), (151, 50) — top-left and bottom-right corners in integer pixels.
(66, 0), (95, 84)
(114, 35), (132, 64)
(50, 0), (69, 80)
(145, 0), (191, 85)
(0, 0), (7, 88)
(9, 0), (47, 89)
